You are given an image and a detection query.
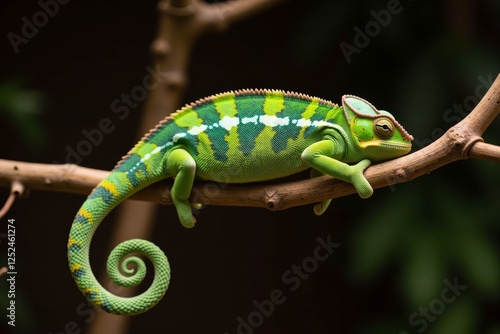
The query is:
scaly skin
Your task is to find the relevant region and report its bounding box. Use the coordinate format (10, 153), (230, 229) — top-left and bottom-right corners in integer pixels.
(68, 89), (413, 315)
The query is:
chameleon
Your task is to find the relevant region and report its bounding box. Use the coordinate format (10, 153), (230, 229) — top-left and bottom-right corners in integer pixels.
(67, 89), (413, 316)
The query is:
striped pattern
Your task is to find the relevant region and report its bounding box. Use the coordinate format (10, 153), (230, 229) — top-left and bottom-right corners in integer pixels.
(115, 89), (344, 182)
(67, 89), (351, 315)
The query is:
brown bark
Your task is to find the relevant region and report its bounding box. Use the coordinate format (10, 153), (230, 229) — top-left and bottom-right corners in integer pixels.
(1, 74), (499, 212)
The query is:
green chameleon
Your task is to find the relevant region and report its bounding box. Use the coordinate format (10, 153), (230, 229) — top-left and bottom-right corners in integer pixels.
(68, 89), (413, 315)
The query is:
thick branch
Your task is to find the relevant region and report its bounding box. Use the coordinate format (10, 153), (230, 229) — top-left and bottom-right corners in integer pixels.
(1, 74), (499, 211)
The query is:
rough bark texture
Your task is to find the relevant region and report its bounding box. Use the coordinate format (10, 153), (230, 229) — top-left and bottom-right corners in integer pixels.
(1, 74), (499, 212)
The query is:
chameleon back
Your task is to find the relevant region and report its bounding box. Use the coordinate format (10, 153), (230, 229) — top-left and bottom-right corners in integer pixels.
(119, 89), (346, 183)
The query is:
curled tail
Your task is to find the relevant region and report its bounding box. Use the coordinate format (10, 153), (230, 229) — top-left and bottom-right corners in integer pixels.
(67, 171), (170, 316)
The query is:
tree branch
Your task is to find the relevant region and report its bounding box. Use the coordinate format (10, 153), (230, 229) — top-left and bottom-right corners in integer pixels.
(0, 180), (24, 219)
(1, 73), (499, 211)
(469, 142), (500, 162)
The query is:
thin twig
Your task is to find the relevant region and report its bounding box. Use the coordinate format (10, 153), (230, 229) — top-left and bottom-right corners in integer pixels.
(468, 142), (500, 162)
(0, 181), (25, 219)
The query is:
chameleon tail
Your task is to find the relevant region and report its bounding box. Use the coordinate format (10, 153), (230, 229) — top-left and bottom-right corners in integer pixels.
(67, 171), (170, 316)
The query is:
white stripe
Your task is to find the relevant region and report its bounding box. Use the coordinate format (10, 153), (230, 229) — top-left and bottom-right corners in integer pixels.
(259, 115), (290, 127)
(127, 142), (173, 174)
(173, 133), (186, 142)
(296, 118), (311, 127)
(151, 146), (162, 154)
(242, 115), (258, 124)
(219, 116), (240, 130)
(188, 124), (208, 135)
(125, 115), (333, 175)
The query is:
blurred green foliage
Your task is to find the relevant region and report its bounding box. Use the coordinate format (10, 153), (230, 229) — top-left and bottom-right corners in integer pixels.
(290, 0), (500, 333)
(0, 0), (498, 332)
(0, 79), (48, 156)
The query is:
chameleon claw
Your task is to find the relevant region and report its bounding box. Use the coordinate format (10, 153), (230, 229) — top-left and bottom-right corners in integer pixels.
(314, 199), (332, 216)
(176, 203), (197, 228)
(351, 159), (373, 199)
(181, 215), (196, 229)
(191, 203), (203, 210)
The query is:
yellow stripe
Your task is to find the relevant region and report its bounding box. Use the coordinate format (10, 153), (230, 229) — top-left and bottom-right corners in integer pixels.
(225, 126), (243, 162)
(68, 238), (80, 248)
(214, 92), (237, 118)
(263, 92), (285, 116)
(79, 208), (93, 224)
(101, 179), (119, 197)
(71, 264), (83, 272)
(301, 98), (319, 119)
(197, 132), (215, 159)
(134, 143), (157, 159)
(174, 108), (203, 128)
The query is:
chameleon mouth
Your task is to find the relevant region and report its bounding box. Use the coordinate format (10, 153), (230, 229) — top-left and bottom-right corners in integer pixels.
(379, 142), (412, 153)
(357, 140), (412, 154)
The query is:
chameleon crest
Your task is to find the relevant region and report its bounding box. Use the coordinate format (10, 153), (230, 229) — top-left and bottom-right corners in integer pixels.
(68, 89), (412, 315)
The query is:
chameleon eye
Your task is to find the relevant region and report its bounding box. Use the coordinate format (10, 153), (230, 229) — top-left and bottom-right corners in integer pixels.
(373, 117), (394, 139)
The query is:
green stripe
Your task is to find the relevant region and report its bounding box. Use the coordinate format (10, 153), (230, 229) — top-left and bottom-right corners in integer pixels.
(196, 101), (229, 161)
(235, 95), (266, 156)
(270, 96), (309, 153)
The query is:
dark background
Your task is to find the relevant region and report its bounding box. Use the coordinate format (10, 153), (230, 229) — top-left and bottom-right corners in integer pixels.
(0, 0), (499, 333)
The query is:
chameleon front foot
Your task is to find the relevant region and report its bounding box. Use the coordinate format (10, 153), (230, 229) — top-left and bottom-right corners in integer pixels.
(302, 141), (374, 214)
(349, 159), (373, 199)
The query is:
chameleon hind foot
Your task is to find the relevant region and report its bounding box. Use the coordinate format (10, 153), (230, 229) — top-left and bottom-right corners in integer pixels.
(165, 147), (197, 228)
(309, 169), (332, 215)
(176, 206), (197, 228)
(314, 199), (332, 216)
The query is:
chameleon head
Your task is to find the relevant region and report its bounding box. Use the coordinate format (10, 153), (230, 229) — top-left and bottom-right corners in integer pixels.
(342, 95), (413, 162)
